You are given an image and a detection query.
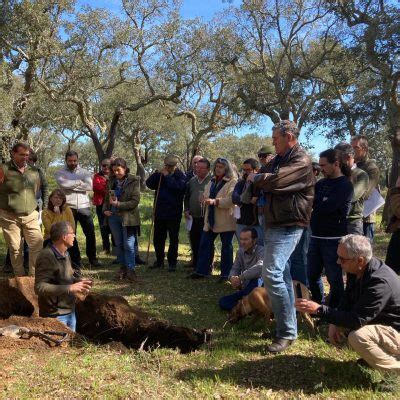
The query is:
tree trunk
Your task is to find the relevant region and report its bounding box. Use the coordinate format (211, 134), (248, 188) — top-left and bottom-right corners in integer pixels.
(132, 130), (146, 191)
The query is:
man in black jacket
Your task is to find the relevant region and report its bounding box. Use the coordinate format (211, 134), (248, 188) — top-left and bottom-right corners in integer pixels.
(296, 234), (400, 374)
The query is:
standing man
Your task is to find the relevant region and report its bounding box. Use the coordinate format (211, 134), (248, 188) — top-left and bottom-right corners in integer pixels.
(35, 221), (93, 332)
(146, 155), (186, 271)
(185, 154), (203, 182)
(351, 135), (380, 241)
(232, 158), (262, 245)
(184, 158), (211, 270)
(334, 142), (369, 235)
(93, 158), (112, 254)
(55, 150), (99, 270)
(252, 120), (315, 353)
(307, 149), (354, 308)
(0, 142), (44, 276)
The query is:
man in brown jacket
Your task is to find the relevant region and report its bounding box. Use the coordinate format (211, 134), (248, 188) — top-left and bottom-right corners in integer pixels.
(252, 120), (315, 353)
(35, 221), (92, 331)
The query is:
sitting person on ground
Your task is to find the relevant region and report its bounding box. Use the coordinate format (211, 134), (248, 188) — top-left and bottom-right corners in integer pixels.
(189, 157), (237, 282)
(296, 234), (400, 375)
(42, 189), (75, 248)
(103, 158), (141, 281)
(219, 228), (264, 311)
(34, 221), (93, 332)
(232, 158), (263, 246)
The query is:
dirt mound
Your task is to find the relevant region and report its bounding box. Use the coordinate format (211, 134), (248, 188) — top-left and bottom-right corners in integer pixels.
(0, 316), (72, 354)
(0, 280), (35, 319)
(8, 277), (39, 316)
(0, 278), (211, 353)
(76, 293), (211, 353)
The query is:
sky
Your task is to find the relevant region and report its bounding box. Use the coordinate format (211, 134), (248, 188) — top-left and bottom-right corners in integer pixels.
(75, 0), (330, 157)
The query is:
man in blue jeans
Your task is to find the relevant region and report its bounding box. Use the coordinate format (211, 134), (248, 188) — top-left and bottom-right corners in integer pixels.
(219, 228), (263, 311)
(252, 120), (315, 353)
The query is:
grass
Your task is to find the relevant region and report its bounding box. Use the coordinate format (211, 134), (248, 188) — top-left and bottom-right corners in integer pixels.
(0, 193), (398, 399)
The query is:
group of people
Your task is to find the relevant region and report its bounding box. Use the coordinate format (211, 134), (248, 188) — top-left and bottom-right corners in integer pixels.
(1, 120), (400, 376)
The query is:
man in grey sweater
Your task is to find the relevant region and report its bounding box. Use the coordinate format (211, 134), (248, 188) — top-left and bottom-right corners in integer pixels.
(219, 227), (264, 311)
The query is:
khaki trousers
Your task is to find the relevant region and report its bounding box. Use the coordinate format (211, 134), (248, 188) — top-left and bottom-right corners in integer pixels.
(0, 209), (43, 276)
(348, 324), (400, 374)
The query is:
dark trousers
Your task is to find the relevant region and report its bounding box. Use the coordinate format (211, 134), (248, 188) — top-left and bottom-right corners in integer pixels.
(189, 217), (205, 268)
(195, 230), (234, 278)
(307, 237), (344, 308)
(219, 278), (263, 311)
(386, 230), (400, 274)
(153, 217), (181, 266)
(96, 205), (115, 251)
(68, 208), (97, 267)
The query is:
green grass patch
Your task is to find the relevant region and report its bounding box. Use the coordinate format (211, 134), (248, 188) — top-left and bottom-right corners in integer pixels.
(0, 193), (398, 398)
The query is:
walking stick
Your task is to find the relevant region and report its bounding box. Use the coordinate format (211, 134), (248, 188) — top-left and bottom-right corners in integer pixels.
(146, 173), (163, 265)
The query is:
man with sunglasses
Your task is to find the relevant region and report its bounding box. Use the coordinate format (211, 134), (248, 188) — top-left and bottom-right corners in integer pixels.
(252, 120), (315, 353)
(296, 234), (400, 375)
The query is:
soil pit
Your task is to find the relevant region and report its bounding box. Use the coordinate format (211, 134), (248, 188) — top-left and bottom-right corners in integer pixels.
(0, 277), (211, 353)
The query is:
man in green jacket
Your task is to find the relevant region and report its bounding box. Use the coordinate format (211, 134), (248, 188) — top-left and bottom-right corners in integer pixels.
(0, 142), (43, 276)
(335, 142), (369, 235)
(35, 221), (92, 331)
(351, 135), (380, 241)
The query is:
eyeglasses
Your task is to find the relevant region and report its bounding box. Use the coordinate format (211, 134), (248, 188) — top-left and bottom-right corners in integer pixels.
(337, 256), (354, 263)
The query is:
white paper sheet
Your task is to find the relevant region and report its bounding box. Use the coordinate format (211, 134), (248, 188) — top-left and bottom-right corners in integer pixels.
(362, 188), (385, 217)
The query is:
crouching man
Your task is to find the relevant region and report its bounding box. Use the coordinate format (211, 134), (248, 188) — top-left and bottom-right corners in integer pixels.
(296, 234), (400, 375)
(34, 221), (93, 332)
(219, 228), (263, 311)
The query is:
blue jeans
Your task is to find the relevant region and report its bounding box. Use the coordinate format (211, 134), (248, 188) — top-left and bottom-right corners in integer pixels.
(307, 238), (344, 308)
(263, 226), (304, 340)
(195, 230), (234, 278)
(108, 214), (136, 270)
(57, 311), (76, 332)
(219, 278), (263, 311)
(363, 222), (375, 242)
(236, 224), (264, 246)
(289, 227), (309, 286)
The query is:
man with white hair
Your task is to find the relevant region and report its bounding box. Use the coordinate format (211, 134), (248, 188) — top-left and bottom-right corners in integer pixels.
(296, 234), (400, 374)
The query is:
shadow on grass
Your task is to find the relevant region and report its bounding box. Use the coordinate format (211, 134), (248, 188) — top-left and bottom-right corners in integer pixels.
(176, 354), (373, 394)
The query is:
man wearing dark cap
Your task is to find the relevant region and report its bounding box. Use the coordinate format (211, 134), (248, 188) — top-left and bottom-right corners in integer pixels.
(146, 155), (186, 271)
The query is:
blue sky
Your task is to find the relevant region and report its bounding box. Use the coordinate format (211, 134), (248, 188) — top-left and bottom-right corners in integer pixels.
(76, 0), (330, 157)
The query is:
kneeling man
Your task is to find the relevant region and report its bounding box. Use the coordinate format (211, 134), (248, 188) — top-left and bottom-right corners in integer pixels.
(34, 221), (93, 331)
(219, 228), (263, 311)
(296, 234), (400, 374)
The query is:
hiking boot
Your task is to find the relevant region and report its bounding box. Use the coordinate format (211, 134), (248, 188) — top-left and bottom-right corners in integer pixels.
(149, 261), (164, 269)
(266, 338), (294, 353)
(126, 269), (138, 282)
(135, 256), (146, 265)
(117, 266), (128, 280)
(168, 263), (177, 272)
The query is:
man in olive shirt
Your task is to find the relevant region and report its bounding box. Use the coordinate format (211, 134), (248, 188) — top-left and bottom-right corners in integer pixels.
(35, 221), (92, 331)
(335, 142), (369, 235)
(0, 142), (43, 276)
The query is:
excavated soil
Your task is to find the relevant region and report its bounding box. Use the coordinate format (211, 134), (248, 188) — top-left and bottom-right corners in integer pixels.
(1, 277), (211, 354)
(0, 315), (72, 354)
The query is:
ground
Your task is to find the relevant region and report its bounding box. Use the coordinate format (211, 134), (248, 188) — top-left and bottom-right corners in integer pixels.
(0, 194), (398, 399)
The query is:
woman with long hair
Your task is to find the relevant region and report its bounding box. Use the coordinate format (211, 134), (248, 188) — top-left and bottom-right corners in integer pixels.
(42, 189), (75, 248)
(103, 158), (141, 281)
(189, 157), (237, 282)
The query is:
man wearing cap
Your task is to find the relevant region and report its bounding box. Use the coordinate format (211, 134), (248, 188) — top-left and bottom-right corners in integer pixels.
(255, 145), (275, 237)
(146, 155), (186, 271)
